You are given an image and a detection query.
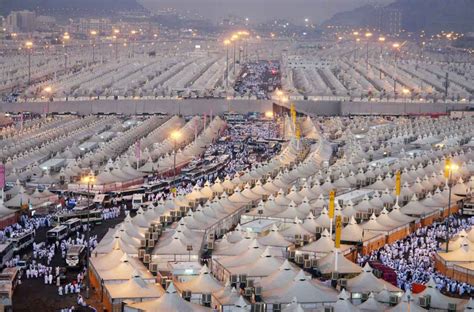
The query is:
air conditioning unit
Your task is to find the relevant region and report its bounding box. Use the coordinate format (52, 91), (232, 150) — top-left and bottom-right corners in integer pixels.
(230, 275), (238, 284)
(143, 253), (151, 263)
(159, 216), (166, 223)
(239, 274), (247, 283)
(148, 227), (154, 233)
(294, 234), (302, 240)
(288, 250), (296, 260)
(208, 233), (215, 241)
(138, 249), (145, 259)
(207, 241), (214, 250)
(182, 290), (192, 301)
(331, 272), (339, 280)
(244, 287), (253, 297)
(152, 232), (159, 240)
(140, 239), (147, 248)
(315, 227), (322, 234)
(149, 263), (158, 273)
(252, 302), (265, 312)
(324, 306), (334, 312)
(338, 279), (347, 288)
(303, 234), (310, 243)
(273, 303), (281, 312)
(355, 212), (363, 220)
(419, 295), (431, 308)
(448, 303), (457, 312)
(373, 270), (382, 278)
(254, 286), (262, 296)
(368, 208), (375, 215)
(202, 293), (211, 304)
(311, 259), (318, 268)
(389, 295), (399, 305)
(247, 279), (254, 288)
(295, 255), (304, 264)
(147, 239), (155, 248)
(303, 253), (310, 260)
(303, 259), (311, 269)
(361, 292), (368, 301)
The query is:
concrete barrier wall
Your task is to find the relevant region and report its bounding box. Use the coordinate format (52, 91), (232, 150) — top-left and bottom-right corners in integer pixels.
(0, 99), (273, 115)
(0, 99), (470, 116)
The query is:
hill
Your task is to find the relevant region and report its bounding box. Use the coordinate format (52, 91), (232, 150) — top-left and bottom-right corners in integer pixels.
(0, 0), (145, 18)
(322, 0), (474, 34)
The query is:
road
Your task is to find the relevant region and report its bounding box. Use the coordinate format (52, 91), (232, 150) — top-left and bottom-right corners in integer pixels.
(12, 214), (126, 312)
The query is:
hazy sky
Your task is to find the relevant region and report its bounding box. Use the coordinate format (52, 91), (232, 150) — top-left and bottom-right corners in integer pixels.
(139, 0), (392, 24)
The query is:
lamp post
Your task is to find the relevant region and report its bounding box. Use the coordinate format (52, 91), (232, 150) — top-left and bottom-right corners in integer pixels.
(378, 37), (385, 79)
(223, 39), (231, 89)
(392, 43), (400, 96)
(90, 30), (97, 64)
(82, 172), (95, 299)
(62, 33), (70, 72)
(130, 30), (137, 58)
(170, 130), (181, 194)
(25, 41), (33, 86)
(113, 29), (120, 59)
(231, 34), (239, 75)
(365, 32), (373, 71)
(445, 161), (458, 252)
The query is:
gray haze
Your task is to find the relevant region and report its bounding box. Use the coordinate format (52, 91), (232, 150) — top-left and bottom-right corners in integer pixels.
(139, 0), (392, 24)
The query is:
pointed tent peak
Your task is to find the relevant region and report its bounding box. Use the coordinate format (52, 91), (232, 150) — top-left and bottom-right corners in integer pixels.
(426, 276), (437, 288)
(363, 262), (373, 272)
(321, 207), (328, 215)
(270, 223), (279, 232)
(120, 253), (130, 263)
(235, 295), (249, 308)
(293, 216), (301, 224)
(349, 216), (357, 225)
(290, 297), (298, 304)
(235, 224), (242, 232)
(321, 228), (330, 237)
(392, 201), (401, 210)
(249, 239), (260, 249)
(306, 211), (315, 219)
(281, 259), (292, 271)
(369, 213), (377, 221)
(166, 281), (177, 294)
(289, 201), (296, 208)
(261, 246), (273, 258)
(459, 229), (468, 238)
(410, 194), (418, 201)
(380, 207), (389, 215)
(465, 298), (474, 310)
(338, 289), (350, 300)
(294, 270), (309, 282)
(200, 264), (209, 275)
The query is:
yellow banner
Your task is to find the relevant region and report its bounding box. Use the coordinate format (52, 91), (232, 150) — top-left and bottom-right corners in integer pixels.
(335, 215), (342, 248)
(395, 171), (401, 196)
(328, 190), (335, 219)
(444, 158), (451, 178)
(295, 124), (301, 139)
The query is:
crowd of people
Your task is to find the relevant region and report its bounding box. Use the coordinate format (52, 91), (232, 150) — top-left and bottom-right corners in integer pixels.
(358, 215), (474, 297)
(234, 61), (281, 99)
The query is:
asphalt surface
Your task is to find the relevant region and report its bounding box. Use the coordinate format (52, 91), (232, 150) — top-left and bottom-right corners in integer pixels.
(12, 214), (126, 312)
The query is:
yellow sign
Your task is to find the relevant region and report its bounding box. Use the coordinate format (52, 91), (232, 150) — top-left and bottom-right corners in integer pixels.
(335, 215), (342, 248)
(444, 158), (451, 178)
(328, 190), (335, 219)
(295, 124), (301, 139)
(395, 171), (401, 196)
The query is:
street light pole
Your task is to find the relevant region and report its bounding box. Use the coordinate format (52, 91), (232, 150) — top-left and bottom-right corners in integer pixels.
(84, 174), (93, 299)
(445, 165), (453, 253)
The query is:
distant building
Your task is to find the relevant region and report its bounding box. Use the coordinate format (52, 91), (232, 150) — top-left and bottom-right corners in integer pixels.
(378, 8), (402, 35)
(5, 10), (36, 33)
(35, 16), (56, 32)
(78, 18), (111, 35)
